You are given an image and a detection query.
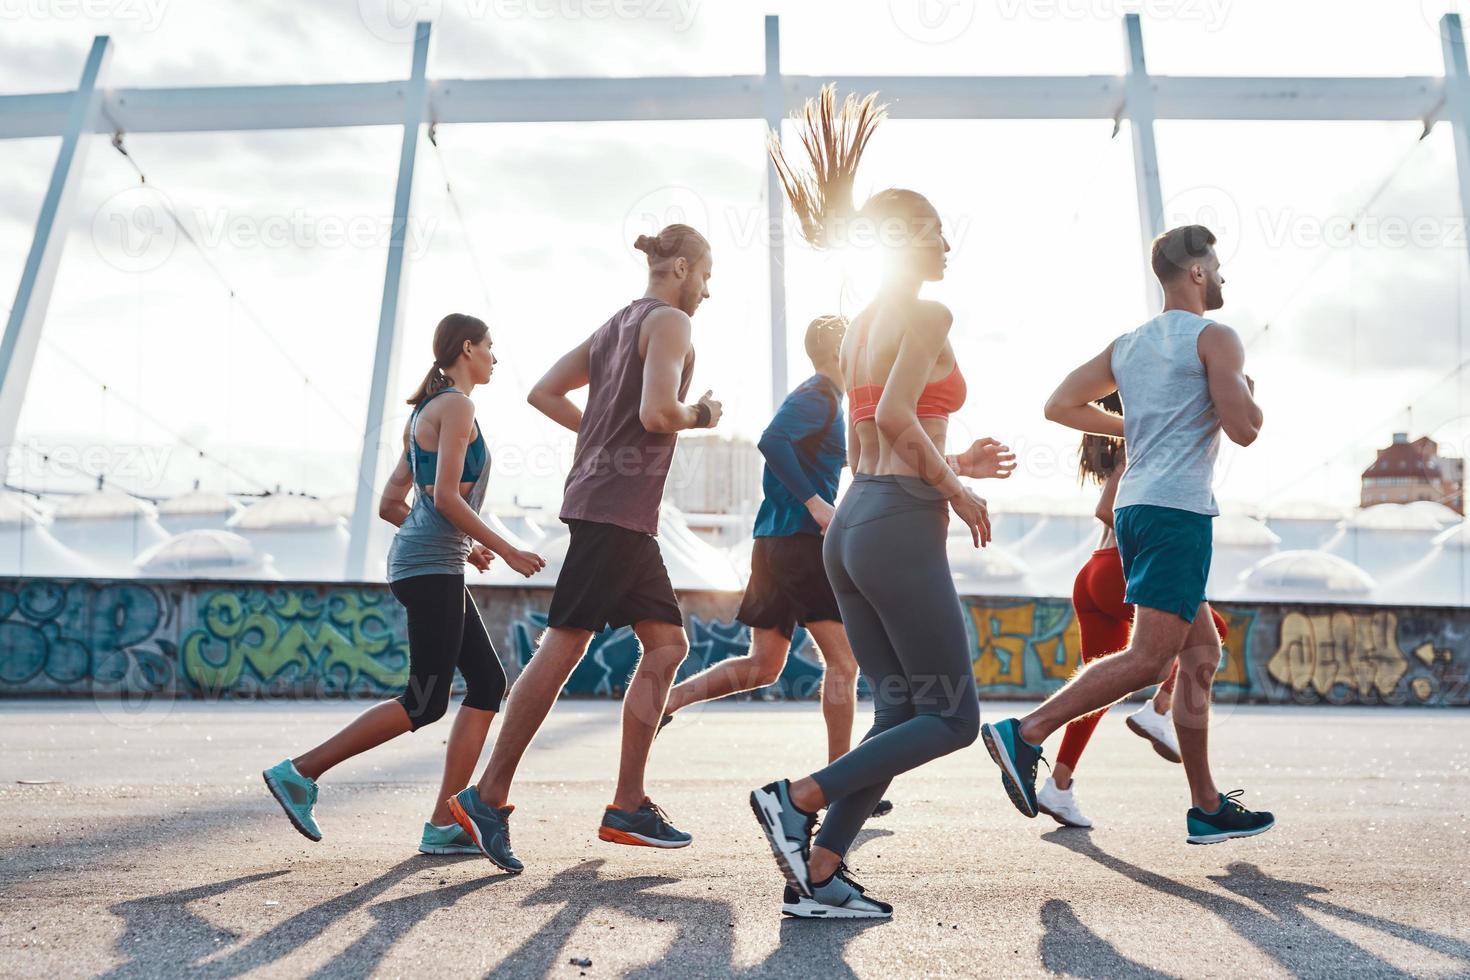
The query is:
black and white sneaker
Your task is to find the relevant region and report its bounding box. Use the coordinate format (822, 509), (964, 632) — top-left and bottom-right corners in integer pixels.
(750, 780), (817, 896)
(781, 864), (892, 919)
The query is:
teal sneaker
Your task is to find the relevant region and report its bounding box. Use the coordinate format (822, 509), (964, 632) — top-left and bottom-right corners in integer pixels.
(262, 759), (322, 842)
(981, 719), (1044, 818)
(418, 821), (481, 855)
(750, 780), (818, 896)
(446, 788), (523, 873)
(598, 799), (693, 848)
(1187, 790), (1275, 845)
(781, 864), (892, 919)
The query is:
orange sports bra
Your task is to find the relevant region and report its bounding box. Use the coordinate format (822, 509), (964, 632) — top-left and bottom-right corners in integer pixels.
(847, 322), (967, 423)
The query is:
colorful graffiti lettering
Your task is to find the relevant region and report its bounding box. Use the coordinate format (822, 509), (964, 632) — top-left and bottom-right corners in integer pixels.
(181, 588), (409, 695)
(2, 576), (1467, 706)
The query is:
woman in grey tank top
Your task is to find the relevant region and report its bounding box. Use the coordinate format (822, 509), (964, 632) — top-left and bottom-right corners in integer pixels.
(262, 314), (546, 856)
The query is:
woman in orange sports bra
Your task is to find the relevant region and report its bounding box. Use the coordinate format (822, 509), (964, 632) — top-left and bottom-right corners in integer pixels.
(748, 86), (1017, 920)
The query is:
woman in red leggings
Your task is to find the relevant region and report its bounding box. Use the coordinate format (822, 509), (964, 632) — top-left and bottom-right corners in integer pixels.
(1035, 393), (1227, 829)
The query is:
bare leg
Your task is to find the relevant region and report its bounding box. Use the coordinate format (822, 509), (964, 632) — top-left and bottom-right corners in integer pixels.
(664, 627), (787, 715)
(1018, 607), (1190, 747)
(293, 700), (413, 781)
(474, 627), (593, 806)
(805, 620), (858, 763)
(1173, 603), (1223, 809)
(429, 705), (495, 825)
(613, 620), (689, 811)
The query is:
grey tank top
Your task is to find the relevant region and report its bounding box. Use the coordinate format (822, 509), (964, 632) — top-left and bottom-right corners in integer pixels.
(559, 297), (694, 536)
(1111, 309), (1222, 517)
(386, 389), (491, 582)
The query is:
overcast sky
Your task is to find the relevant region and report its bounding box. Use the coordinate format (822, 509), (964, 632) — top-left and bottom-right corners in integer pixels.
(2, 0), (1468, 516)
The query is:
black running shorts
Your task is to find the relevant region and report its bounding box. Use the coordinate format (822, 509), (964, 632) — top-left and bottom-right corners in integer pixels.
(546, 519), (684, 633)
(735, 533), (842, 639)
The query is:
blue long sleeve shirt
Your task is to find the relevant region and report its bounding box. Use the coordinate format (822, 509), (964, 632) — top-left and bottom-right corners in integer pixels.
(752, 373), (846, 539)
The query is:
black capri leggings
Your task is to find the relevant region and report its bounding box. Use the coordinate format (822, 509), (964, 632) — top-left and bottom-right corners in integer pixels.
(388, 573), (506, 730)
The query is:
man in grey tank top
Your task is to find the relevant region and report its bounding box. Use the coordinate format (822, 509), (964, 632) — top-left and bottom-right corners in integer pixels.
(982, 225), (1276, 846)
(449, 224), (722, 865)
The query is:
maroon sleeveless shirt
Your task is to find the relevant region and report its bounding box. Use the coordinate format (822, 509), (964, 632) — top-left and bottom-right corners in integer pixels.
(559, 297), (694, 535)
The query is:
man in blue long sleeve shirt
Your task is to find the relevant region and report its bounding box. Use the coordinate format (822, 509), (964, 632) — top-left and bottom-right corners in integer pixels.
(663, 315), (892, 815)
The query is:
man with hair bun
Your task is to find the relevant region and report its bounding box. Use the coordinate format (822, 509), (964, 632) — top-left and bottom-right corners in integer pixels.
(449, 224), (721, 869)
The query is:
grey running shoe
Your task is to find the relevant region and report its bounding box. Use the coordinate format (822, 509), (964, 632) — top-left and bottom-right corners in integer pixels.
(598, 799), (692, 848)
(782, 864), (892, 919)
(447, 788), (523, 873)
(750, 779), (817, 896)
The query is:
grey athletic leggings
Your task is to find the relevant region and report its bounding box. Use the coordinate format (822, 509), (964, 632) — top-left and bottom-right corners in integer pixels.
(812, 473), (981, 856)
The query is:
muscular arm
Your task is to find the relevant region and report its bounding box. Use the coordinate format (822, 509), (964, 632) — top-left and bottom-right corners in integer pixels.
(872, 303), (964, 498)
(638, 307), (700, 433)
(1199, 323), (1263, 446)
(426, 396), (521, 557)
(528, 336), (592, 433)
(1043, 343), (1125, 437)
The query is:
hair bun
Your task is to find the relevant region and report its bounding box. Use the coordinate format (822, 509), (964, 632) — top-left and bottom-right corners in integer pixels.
(633, 233), (659, 254)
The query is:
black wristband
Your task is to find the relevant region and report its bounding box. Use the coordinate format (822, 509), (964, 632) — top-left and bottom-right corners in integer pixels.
(692, 401), (712, 429)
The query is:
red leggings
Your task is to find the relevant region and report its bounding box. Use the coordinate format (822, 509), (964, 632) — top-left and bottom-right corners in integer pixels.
(1055, 547), (1227, 772)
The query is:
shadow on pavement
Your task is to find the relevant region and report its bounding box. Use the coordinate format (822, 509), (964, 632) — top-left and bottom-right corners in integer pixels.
(1039, 899), (1173, 979)
(1041, 828), (1470, 975)
(102, 856), (511, 979)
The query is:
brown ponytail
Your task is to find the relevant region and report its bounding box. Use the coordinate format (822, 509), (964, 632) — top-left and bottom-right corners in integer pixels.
(406, 313), (489, 406)
(1078, 392), (1124, 486)
(634, 224), (710, 274)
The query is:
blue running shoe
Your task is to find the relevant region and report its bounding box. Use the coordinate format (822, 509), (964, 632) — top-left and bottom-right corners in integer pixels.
(750, 780), (818, 896)
(781, 864), (892, 919)
(981, 719), (1044, 818)
(418, 821), (481, 855)
(598, 799), (693, 848)
(262, 758), (322, 842)
(447, 788), (523, 873)
(1187, 790), (1275, 845)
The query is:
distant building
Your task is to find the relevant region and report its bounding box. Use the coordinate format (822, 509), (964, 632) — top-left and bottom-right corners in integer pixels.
(670, 434), (763, 516)
(1360, 433), (1464, 514)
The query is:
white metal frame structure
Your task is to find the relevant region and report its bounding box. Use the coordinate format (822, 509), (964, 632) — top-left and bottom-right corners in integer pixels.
(4, 14), (1470, 579)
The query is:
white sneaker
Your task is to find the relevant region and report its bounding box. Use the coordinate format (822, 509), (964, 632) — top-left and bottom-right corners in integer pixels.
(1036, 777), (1093, 829)
(1126, 698), (1182, 763)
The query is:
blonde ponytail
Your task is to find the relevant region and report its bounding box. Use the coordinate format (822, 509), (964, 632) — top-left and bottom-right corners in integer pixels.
(767, 85), (886, 250)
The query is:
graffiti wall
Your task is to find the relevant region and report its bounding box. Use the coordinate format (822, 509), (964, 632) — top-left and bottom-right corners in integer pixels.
(1, 576), (1466, 706)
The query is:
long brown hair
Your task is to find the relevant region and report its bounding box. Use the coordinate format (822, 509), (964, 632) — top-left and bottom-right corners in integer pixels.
(406, 313), (489, 406)
(1078, 391), (1124, 485)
